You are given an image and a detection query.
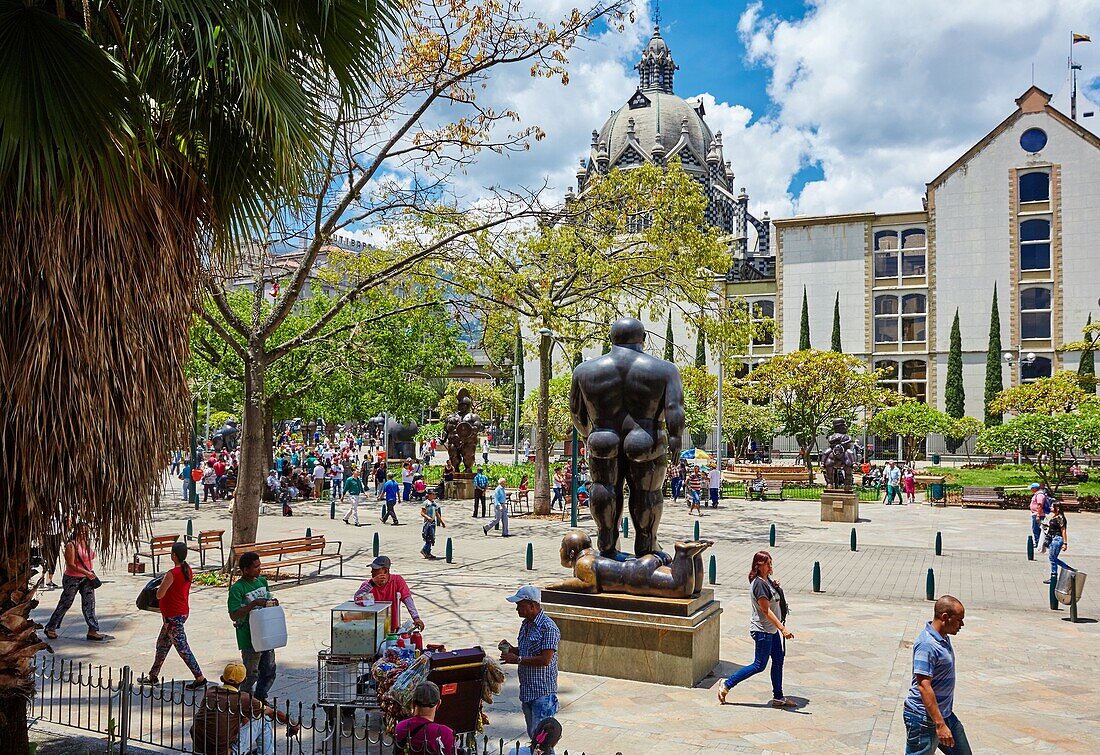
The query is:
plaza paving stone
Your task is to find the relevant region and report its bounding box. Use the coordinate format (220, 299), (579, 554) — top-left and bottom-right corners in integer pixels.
(32, 486), (1100, 753)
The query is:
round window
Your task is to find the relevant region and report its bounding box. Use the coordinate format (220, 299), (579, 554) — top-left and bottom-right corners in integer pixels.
(1020, 128), (1048, 153)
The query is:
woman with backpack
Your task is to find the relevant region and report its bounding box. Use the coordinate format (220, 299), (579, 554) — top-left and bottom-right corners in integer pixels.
(717, 550), (795, 707)
(139, 541), (207, 688)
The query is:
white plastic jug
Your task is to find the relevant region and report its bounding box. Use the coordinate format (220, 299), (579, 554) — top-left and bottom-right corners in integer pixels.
(249, 605), (288, 651)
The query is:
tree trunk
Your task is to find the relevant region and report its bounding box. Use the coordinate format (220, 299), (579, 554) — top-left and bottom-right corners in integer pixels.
(801, 440), (815, 483)
(533, 333), (553, 515)
(233, 354), (267, 546)
(263, 402), (275, 472)
(0, 495), (45, 755)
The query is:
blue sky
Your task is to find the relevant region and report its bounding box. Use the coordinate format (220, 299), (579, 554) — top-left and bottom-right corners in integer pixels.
(352, 0), (1100, 241)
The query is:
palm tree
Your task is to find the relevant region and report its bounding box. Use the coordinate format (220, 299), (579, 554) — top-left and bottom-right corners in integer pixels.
(0, 1), (398, 748)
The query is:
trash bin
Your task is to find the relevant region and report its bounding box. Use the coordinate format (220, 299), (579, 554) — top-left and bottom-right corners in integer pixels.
(931, 453), (941, 465)
(1055, 568), (1086, 606)
(928, 482), (945, 502)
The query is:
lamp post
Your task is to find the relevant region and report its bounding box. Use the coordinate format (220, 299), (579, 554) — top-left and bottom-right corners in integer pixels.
(538, 328), (581, 526)
(202, 374), (222, 441)
(190, 395), (200, 510)
(1003, 349), (1036, 463)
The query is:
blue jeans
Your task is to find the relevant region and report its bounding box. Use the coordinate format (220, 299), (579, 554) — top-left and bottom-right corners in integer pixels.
(521, 693), (559, 740)
(1049, 536), (1072, 577)
(723, 630), (784, 699)
(1031, 515), (1042, 545)
(689, 489), (701, 507)
(710, 488), (719, 507)
(240, 648), (277, 701)
(402, 482), (412, 501)
(551, 486), (564, 509)
(903, 709), (972, 754)
(671, 478), (682, 500)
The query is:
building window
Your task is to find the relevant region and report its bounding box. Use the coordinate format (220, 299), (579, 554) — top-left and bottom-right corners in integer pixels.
(875, 359), (928, 403)
(1019, 218), (1051, 271)
(751, 299), (775, 346)
(875, 294), (926, 344)
(1022, 356), (1053, 382)
(1019, 171), (1049, 203)
(875, 228), (925, 281)
(1020, 287), (1052, 340)
(874, 295), (899, 343)
(1020, 128), (1048, 153)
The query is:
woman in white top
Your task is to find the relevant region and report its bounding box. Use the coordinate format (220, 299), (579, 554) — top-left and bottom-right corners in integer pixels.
(717, 550), (795, 707)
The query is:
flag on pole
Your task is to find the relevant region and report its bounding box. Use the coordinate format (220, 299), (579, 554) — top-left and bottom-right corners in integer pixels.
(1072, 33), (1091, 44)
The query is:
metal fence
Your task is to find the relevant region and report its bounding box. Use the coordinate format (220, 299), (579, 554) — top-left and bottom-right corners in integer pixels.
(30, 655), (611, 755)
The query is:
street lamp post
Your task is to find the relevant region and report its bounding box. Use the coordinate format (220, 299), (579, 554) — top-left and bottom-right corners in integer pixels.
(1003, 348), (1036, 463)
(190, 395), (200, 510)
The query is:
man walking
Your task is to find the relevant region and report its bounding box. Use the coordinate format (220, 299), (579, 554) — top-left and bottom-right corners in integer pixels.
(473, 467), (489, 518)
(227, 553), (279, 702)
(483, 478), (510, 537)
(884, 460), (903, 505)
(1029, 482), (1046, 545)
(312, 460), (326, 500)
(380, 473), (401, 525)
(342, 470), (365, 526)
(482, 435), (490, 465)
(903, 595), (971, 754)
(500, 586), (560, 743)
(707, 465), (721, 509)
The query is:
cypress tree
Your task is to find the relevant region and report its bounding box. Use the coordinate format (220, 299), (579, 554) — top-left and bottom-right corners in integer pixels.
(515, 325), (525, 404)
(799, 286), (811, 350)
(664, 311), (675, 362)
(945, 309), (965, 418)
(1079, 314), (1096, 394)
(830, 292), (842, 352)
(695, 326), (706, 368)
(984, 285), (1003, 427)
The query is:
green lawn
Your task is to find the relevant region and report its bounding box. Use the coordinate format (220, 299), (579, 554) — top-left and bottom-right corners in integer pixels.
(924, 464), (1100, 496)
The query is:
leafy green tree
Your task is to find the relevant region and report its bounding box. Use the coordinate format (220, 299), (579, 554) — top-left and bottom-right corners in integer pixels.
(991, 370), (1097, 416)
(830, 293), (842, 352)
(721, 400), (781, 461)
(867, 401), (952, 461)
(680, 366), (719, 447)
(439, 161), (733, 513)
(664, 311), (676, 362)
(977, 405), (1100, 491)
(522, 374), (574, 443)
(799, 287), (811, 350)
(0, 0), (400, 741)
(742, 350), (896, 480)
(1078, 314), (1096, 393)
(943, 416), (985, 463)
(438, 381), (510, 419)
(984, 285), (1004, 426)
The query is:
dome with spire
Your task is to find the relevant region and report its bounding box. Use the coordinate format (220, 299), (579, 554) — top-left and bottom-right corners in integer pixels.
(575, 25), (772, 270)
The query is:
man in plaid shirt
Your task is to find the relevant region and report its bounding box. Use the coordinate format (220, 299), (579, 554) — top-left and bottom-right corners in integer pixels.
(500, 585), (560, 742)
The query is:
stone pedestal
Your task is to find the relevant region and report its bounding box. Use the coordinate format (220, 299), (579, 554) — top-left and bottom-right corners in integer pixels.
(447, 473), (474, 501)
(820, 490), (859, 523)
(541, 589), (721, 688)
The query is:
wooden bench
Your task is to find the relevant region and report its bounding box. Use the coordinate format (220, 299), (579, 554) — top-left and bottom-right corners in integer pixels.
(135, 534), (180, 573)
(229, 535), (343, 585)
(185, 529), (225, 568)
(960, 486), (1005, 509)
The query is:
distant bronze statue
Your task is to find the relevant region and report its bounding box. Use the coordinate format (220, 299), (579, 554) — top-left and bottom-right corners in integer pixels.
(443, 388), (483, 473)
(549, 531), (713, 599)
(570, 317), (686, 563)
(821, 417), (856, 491)
(211, 419), (239, 453)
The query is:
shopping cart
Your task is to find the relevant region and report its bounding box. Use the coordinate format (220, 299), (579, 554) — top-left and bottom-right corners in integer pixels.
(317, 651), (380, 737)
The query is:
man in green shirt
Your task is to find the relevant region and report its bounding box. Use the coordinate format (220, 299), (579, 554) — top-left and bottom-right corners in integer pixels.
(342, 470), (366, 526)
(227, 552), (279, 702)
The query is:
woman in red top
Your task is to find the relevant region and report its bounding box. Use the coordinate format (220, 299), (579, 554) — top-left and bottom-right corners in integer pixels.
(139, 542), (206, 688)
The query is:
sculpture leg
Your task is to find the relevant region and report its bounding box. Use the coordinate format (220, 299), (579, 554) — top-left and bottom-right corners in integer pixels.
(586, 432), (625, 559)
(627, 457), (667, 562)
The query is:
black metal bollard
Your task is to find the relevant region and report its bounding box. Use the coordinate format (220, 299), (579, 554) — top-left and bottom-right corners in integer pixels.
(935, 531), (942, 556)
(329, 498), (336, 520)
(926, 568), (935, 601)
(622, 518), (629, 538)
(850, 528), (857, 552)
(770, 523), (776, 547)
(305, 527), (312, 538)
(446, 538), (453, 564)
(693, 520), (700, 541)
(372, 532), (380, 558)
(1027, 536), (1035, 561)
(1070, 572), (1079, 623)
(1049, 575), (1058, 610)
(708, 555), (716, 585)
(526, 542), (534, 570)
(812, 561), (821, 592)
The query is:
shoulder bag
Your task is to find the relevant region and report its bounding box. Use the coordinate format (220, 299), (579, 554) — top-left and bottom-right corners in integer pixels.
(73, 547), (103, 589)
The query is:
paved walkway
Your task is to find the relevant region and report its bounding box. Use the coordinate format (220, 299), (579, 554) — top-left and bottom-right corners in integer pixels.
(33, 487), (1100, 753)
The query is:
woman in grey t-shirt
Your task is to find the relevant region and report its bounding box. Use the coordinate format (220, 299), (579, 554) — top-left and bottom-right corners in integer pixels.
(717, 550), (796, 707)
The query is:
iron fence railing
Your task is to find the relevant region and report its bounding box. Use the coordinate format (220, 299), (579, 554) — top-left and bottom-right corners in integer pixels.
(30, 655), (614, 755)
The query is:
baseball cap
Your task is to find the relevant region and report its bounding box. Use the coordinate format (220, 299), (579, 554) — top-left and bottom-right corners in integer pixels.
(412, 681), (441, 707)
(1030, 483), (1040, 489)
(221, 662), (247, 685)
(506, 585), (541, 604)
(370, 555), (392, 570)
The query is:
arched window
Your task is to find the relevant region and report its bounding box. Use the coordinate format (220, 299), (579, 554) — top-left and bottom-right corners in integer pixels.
(1019, 172), (1049, 203)
(900, 229), (927, 276)
(875, 295), (898, 343)
(874, 359), (927, 403)
(901, 294), (927, 343)
(1020, 287), (1052, 340)
(875, 229), (926, 280)
(1020, 218), (1051, 270)
(1022, 356), (1052, 382)
(874, 231), (899, 279)
(751, 299), (775, 346)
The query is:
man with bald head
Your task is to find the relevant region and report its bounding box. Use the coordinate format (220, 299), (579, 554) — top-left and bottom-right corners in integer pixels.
(570, 317), (686, 562)
(903, 595), (971, 754)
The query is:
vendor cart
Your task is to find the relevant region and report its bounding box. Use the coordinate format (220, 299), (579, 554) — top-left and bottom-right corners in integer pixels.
(317, 601), (391, 735)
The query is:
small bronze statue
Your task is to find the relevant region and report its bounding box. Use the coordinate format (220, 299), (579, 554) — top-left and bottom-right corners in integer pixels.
(442, 388), (483, 473)
(570, 317), (686, 563)
(211, 419), (239, 453)
(821, 417), (856, 491)
(548, 531), (713, 599)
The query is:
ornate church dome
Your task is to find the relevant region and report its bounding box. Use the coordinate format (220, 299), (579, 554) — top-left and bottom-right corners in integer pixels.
(572, 26), (772, 270)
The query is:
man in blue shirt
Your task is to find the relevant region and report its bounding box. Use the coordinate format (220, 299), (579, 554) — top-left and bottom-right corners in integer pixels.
(379, 474), (400, 525)
(483, 478), (509, 537)
(903, 595), (971, 754)
(884, 460), (903, 505)
(473, 468), (490, 518)
(500, 586), (560, 743)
